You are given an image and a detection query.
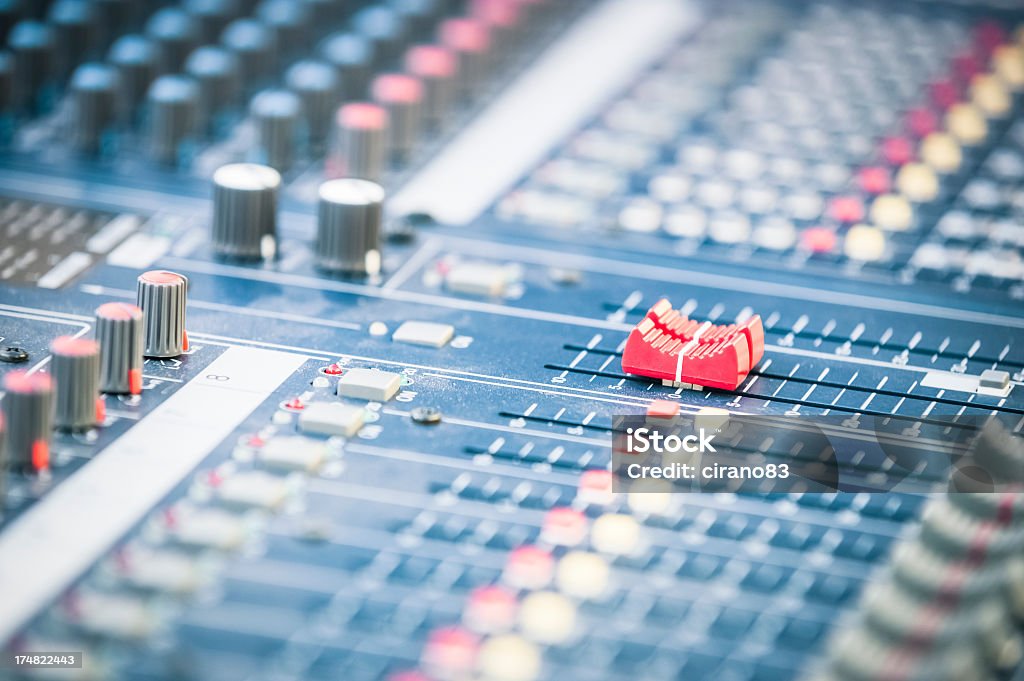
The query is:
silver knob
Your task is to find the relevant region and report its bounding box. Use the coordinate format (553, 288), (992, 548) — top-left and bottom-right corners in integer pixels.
(137, 270), (189, 358)
(211, 162), (281, 259)
(315, 178), (384, 275)
(50, 336), (103, 431)
(327, 102), (388, 182)
(1, 370), (54, 472)
(95, 302), (144, 395)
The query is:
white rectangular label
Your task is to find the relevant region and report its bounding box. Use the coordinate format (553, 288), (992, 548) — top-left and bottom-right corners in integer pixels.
(0, 346), (307, 643)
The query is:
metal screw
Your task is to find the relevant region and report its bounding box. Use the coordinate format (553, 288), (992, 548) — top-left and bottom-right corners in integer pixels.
(0, 346), (29, 363)
(410, 406), (442, 425)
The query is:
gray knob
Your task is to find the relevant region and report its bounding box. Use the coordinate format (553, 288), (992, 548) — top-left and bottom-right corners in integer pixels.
(352, 5), (404, 64)
(405, 44), (456, 130)
(285, 59), (339, 147)
(184, 0), (241, 44)
(145, 8), (200, 74)
(438, 18), (491, 100)
(319, 32), (373, 101)
(9, 20), (55, 112)
(315, 178), (384, 275)
(256, 0), (311, 60)
(371, 73), (423, 163)
(48, 0), (99, 81)
(146, 74), (199, 165)
(327, 101), (388, 182)
(249, 88), (303, 172)
(390, 0), (443, 40)
(0, 51), (13, 115)
(1, 370), (54, 472)
(95, 302), (144, 395)
(108, 35), (157, 125)
(185, 45), (240, 132)
(212, 162), (281, 259)
(69, 62), (119, 154)
(137, 270), (189, 358)
(221, 18), (276, 88)
(50, 336), (102, 431)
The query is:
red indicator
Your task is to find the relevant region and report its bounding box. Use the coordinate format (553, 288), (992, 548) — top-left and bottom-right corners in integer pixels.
(906, 107), (939, 139)
(439, 18), (491, 54)
(338, 102), (389, 130)
(881, 136), (914, 166)
(542, 507), (587, 545)
(422, 627), (478, 677)
(372, 73), (424, 104)
(406, 44), (457, 78)
(129, 368), (143, 395)
(32, 440), (49, 471)
(801, 227), (836, 254)
(829, 196), (864, 224)
(621, 299), (765, 391)
(504, 545), (553, 589)
(858, 167), (890, 195)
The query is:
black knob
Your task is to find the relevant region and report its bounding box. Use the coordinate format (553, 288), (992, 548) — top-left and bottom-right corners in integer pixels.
(1, 370), (54, 472)
(69, 62), (119, 154)
(249, 87), (303, 172)
(352, 5), (405, 65)
(184, 0), (241, 44)
(285, 59), (338, 147)
(8, 20), (54, 112)
(211, 162), (281, 259)
(0, 51), (12, 115)
(108, 34), (157, 124)
(50, 335), (102, 431)
(256, 0), (311, 61)
(145, 7), (200, 74)
(221, 18), (277, 88)
(48, 0), (99, 81)
(95, 301), (144, 395)
(315, 178), (384, 275)
(0, 0), (22, 45)
(146, 74), (199, 165)
(319, 31), (373, 102)
(184, 45), (240, 133)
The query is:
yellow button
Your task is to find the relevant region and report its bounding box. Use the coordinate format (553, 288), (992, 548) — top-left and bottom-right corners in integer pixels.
(844, 225), (887, 262)
(994, 45), (1024, 90)
(519, 591), (576, 645)
(478, 635), (541, 681)
(896, 163), (939, 203)
(946, 103), (987, 145)
(920, 132), (962, 174)
(870, 194), (913, 232)
(971, 74), (1011, 117)
(556, 551), (609, 599)
(591, 513), (641, 556)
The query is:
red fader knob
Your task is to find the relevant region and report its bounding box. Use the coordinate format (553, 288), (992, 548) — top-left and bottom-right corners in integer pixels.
(621, 299), (764, 391)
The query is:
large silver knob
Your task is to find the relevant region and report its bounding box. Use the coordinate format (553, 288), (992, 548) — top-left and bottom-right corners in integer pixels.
(137, 270), (189, 358)
(1, 370), (54, 472)
(211, 162), (281, 259)
(95, 302), (144, 395)
(315, 178), (384, 275)
(50, 336), (102, 431)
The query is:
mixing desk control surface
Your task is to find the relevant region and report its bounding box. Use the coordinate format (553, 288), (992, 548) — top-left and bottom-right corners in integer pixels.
(0, 1), (1023, 681)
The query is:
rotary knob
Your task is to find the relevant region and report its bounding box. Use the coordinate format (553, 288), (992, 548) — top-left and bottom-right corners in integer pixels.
(48, 0), (100, 82)
(211, 162), (281, 259)
(1, 370), (54, 472)
(405, 44), (457, 130)
(256, 0), (311, 60)
(9, 20), (55, 112)
(320, 32), (373, 101)
(146, 74), (199, 165)
(50, 336), (103, 431)
(353, 5), (405, 65)
(145, 7), (200, 74)
(326, 102), (388, 181)
(69, 62), (119, 154)
(372, 73), (423, 163)
(249, 88), (303, 172)
(185, 45), (240, 133)
(315, 178), (384, 275)
(184, 0), (241, 44)
(438, 18), (491, 100)
(108, 35), (157, 124)
(137, 270), (189, 358)
(221, 18), (277, 88)
(285, 59), (339, 148)
(95, 302), (144, 395)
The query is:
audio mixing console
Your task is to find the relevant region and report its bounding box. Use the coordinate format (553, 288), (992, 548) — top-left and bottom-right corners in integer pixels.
(0, 0), (1023, 680)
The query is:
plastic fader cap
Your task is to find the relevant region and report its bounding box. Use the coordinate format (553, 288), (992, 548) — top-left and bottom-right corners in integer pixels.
(870, 194), (912, 232)
(476, 635), (541, 681)
(518, 591), (576, 645)
(336, 368), (402, 401)
(946, 103), (987, 145)
(971, 73), (1011, 118)
(590, 513), (641, 555)
(993, 45), (1024, 90)
(896, 163), (939, 203)
(556, 551), (609, 599)
(844, 225), (886, 262)
(920, 132), (962, 174)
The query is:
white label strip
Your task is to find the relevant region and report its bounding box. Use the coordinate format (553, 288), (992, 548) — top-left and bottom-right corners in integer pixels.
(390, 0), (698, 224)
(0, 346), (307, 643)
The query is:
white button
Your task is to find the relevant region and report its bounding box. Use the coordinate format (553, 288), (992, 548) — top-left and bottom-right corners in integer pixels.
(336, 368), (402, 401)
(392, 321), (455, 348)
(300, 401), (366, 436)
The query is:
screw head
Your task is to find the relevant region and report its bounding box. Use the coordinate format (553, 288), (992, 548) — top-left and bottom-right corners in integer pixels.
(0, 346), (29, 363)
